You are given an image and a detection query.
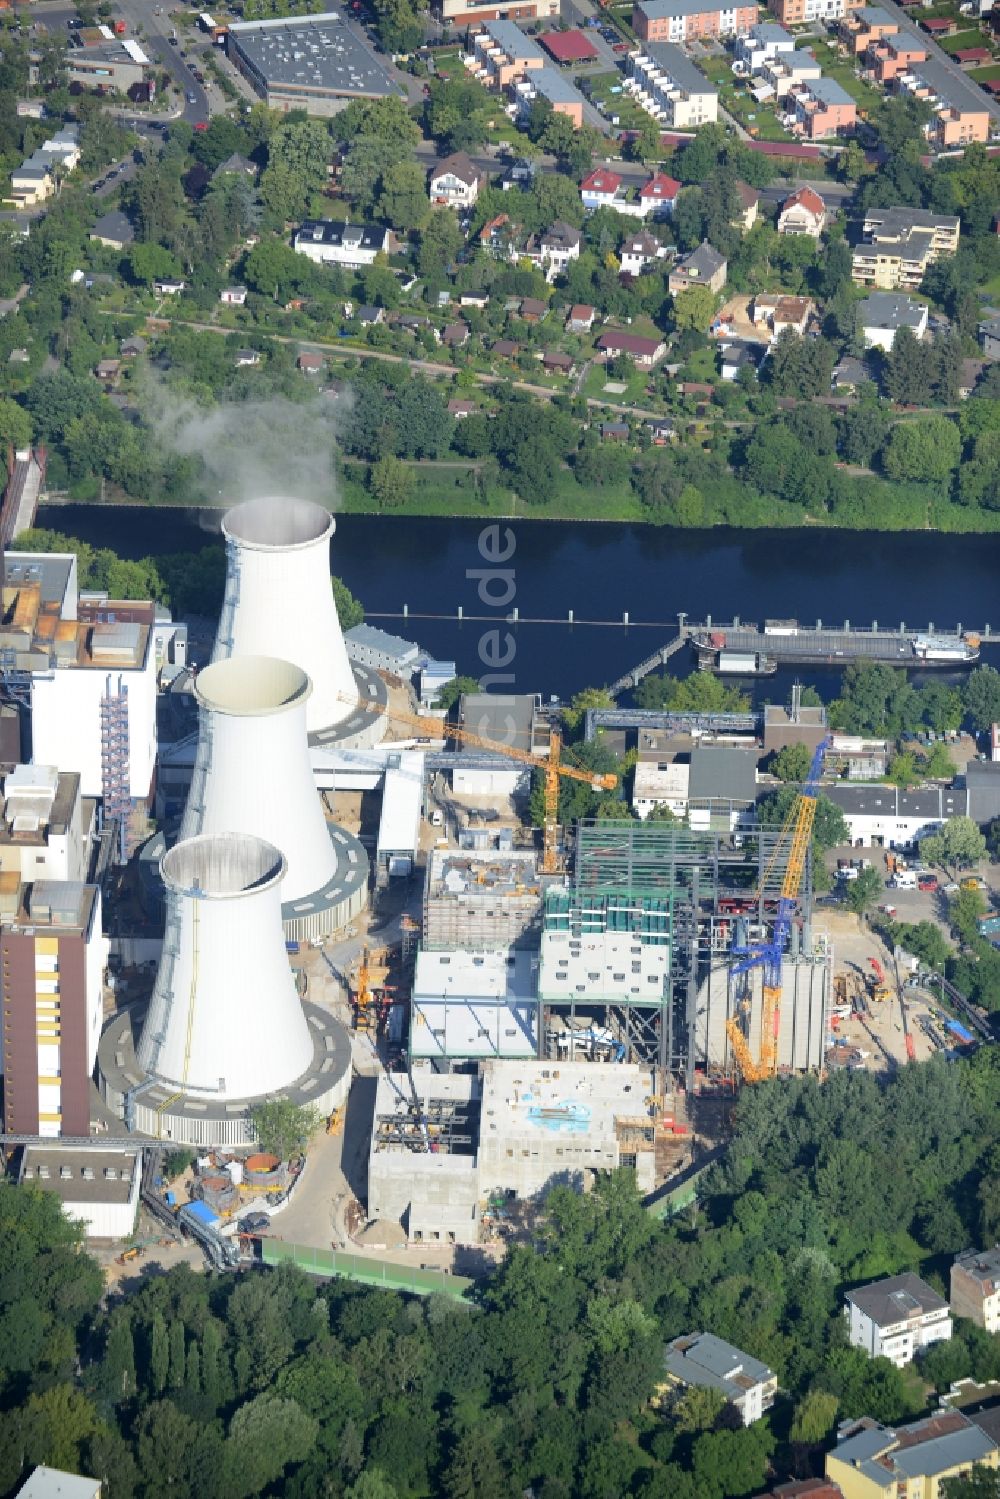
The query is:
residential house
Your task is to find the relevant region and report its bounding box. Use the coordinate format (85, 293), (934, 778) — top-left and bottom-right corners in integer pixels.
(777, 186), (828, 237)
(220, 285), (248, 305)
(480, 213), (521, 261)
(95, 359), (120, 383)
(516, 297), (547, 323)
(596, 329), (667, 368)
(460, 292), (490, 309)
(297, 352), (323, 374)
(866, 32), (929, 83)
(5, 124), (81, 209)
(959, 358), (986, 398)
(441, 0), (557, 24)
(659, 1333), (777, 1425)
(640, 171), (683, 217)
(620, 231), (669, 276)
(845, 1273), (952, 1366)
(760, 46), (822, 102)
(734, 20), (795, 70)
(601, 420), (630, 441)
(826, 1412), (998, 1499)
(447, 399), (477, 418)
(980, 315), (1000, 359)
(765, 1483), (845, 1499)
(858, 291), (928, 349)
(492, 337), (520, 357)
(154, 278), (185, 295)
(647, 417), (676, 443)
(633, 0), (760, 44)
(720, 342), (758, 380)
(669, 241), (727, 297)
(852, 206), (960, 289)
(792, 76), (857, 138)
(951, 1247), (1000, 1331)
(823, 782), (968, 845)
(542, 349), (575, 375)
(831, 354), (874, 391)
(752, 293), (815, 337)
(120, 335), (147, 359)
(442, 321), (470, 347)
(234, 348), (261, 367)
(566, 304), (596, 331)
(510, 65), (587, 128)
(501, 157), (537, 192)
(468, 20), (546, 88)
(534, 221), (582, 279)
(89, 210), (134, 250)
(839, 3), (897, 50)
(771, 0), (864, 24)
(429, 151), (486, 209)
(734, 181), (760, 231)
(580, 168), (637, 216)
(293, 221), (390, 269)
(213, 152), (257, 179)
(356, 304), (383, 325)
(626, 44), (719, 130)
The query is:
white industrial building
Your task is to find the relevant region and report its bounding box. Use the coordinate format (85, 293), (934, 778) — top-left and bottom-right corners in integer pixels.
(377, 750), (424, 875)
(538, 904), (670, 1009)
(825, 783), (969, 847)
(410, 947), (538, 1060)
(213, 497), (385, 748)
(455, 693), (545, 796)
(3, 553), (158, 801)
(345, 623), (420, 677)
(101, 831), (352, 1145)
(19, 1146), (141, 1239)
(180, 655), (368, 938)
(0, 765), (89, 884)
(845, 1273), (952, 1367)
(368, 1059), (661, 1245)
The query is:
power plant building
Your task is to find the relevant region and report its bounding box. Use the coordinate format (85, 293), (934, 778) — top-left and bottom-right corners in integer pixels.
(1, 880), (107, 1137)
(422, 848), (544, 951)
(18, 1145), (141, 1239)
(212, 498), (386, 750)
(0, 765), (89, 885)
(3, 553), (158, 800)
(410, 947), (538, 1060)
(99, 832), (352, 1144)
(180, 654), (368, 939)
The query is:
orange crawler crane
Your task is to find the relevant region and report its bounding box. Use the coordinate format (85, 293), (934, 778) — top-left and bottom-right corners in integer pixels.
(338, 694), (617, 873)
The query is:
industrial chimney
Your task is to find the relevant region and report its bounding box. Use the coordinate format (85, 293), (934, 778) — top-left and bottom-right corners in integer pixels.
(180, 655), (351, 932)
(136, 832), (314, 1102)
(214, 497), (358, 737)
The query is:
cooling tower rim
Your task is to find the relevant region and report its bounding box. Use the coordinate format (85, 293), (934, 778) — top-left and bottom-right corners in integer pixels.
(222, 496), (334, 552)
(194, 654), (312, 716)
(161, 832), (287, 899)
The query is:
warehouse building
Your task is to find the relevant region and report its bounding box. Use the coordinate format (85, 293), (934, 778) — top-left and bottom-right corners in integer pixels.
(226, 13), (403, 115)
(345, 623), (420, 678)
(410, 947), (538, 1060)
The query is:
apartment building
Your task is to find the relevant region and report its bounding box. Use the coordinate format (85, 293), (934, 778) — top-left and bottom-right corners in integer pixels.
(769, 0), (863, 26)
(761, 47), (821, 102)
(293, 220), (390, 268)
(844, 1272), (952, 1366)
(951, 1246), (1000, 1332)
(792, 75), (857, 137)
(895, 57), (990, 146)
(441, 0), (556, 25)
(858, 291), (928, 350)
(839, 3), (897, 51)
(633, 0), (758, 45)
(626, 42), (719, 128)
(851, 205), (960, 288)
(660, 1333), (777, 1426)
(866, 32), (929, 84)
(826, 1412), (998, 1499)
(733, 19), (794, 70)
(467, 19), (545, 85)
(510, 64), (587, 127)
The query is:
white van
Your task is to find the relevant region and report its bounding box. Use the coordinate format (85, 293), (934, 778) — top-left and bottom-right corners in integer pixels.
(430, 809), (443, 828)
(892, 871), (917, 889)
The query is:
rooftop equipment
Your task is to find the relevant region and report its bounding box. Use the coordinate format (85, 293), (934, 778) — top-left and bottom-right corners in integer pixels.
(180, 654), (339, 915)
(136, 832), (314, 1103)
(213, 496), (358, 737)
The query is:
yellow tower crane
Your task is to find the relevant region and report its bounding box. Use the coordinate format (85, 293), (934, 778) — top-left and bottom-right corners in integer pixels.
(340, 694), (617, 874)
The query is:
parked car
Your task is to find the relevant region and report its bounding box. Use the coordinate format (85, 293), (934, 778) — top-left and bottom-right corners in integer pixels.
(917, 876), (938, 892)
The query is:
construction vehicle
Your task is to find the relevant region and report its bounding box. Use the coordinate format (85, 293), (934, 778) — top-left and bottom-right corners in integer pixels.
(726, 737), (830, 1082)
(891, 953), (917, 1063)
(350, 945), (390, 1033)
(336, 693), (617, 874)
(868, 957), (892, 1004)
(116, 1245), (144, 1264)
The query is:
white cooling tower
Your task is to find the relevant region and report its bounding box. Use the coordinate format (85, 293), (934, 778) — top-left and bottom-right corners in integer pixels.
(181, 655), (338, 914)
(214, 497), (358, 736)
(136, 833), (314, 1101)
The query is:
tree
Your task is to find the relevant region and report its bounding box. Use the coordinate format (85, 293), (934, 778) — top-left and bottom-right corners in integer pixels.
(248, 1101), (322, 1161)
(672, 285), (716, 331)
(418, 209), (464, 281)
(435, 675), (480, 712)
(672, 1384), (726, 1433)
(377, 160), (430, 234)
(368, 455), (413, 510)
(921, 817), (987, 874)
(228, 1394), (318, 1497)
(259, 160), (310, 224)
(941, 1473), (1000, 1499)
(846, 865), (882, 920)
(949, 887), (988, 944)
(922, 741), (954, 780)
(562, 687), (614, 738)
(332, 576), (364, 631)
(0, 395), (31, 451)
(770, 743), (812, 782)
(882, 417), (961, 484)
(790, 1389), (839, 1446)
(964, 666), (1000, 735)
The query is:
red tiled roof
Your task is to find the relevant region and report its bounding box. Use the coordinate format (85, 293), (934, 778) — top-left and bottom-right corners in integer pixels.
(581, 168), (622, 194)
(954, 46), (991, 61)
(641, 172), (681, 200)
(597, 329), (662, 357)
(568, 304), (594, 320)
(539, 28), (598, 62)
(782, 186), (826, 215)
(922, 17), (953, 30)
(736, 180), (761, 206)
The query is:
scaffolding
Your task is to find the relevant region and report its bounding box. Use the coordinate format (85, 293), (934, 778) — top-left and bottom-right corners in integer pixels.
(99, 673), (130, 865)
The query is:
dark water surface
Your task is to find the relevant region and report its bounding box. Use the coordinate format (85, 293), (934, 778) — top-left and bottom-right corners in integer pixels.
(39, 507), (1000, 699)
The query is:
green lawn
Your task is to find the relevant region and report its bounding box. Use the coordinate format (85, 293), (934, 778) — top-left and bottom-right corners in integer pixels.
(806, 41), (883, 111)
(938, 29), (992, 53)
(970, 63), (1000, 80)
